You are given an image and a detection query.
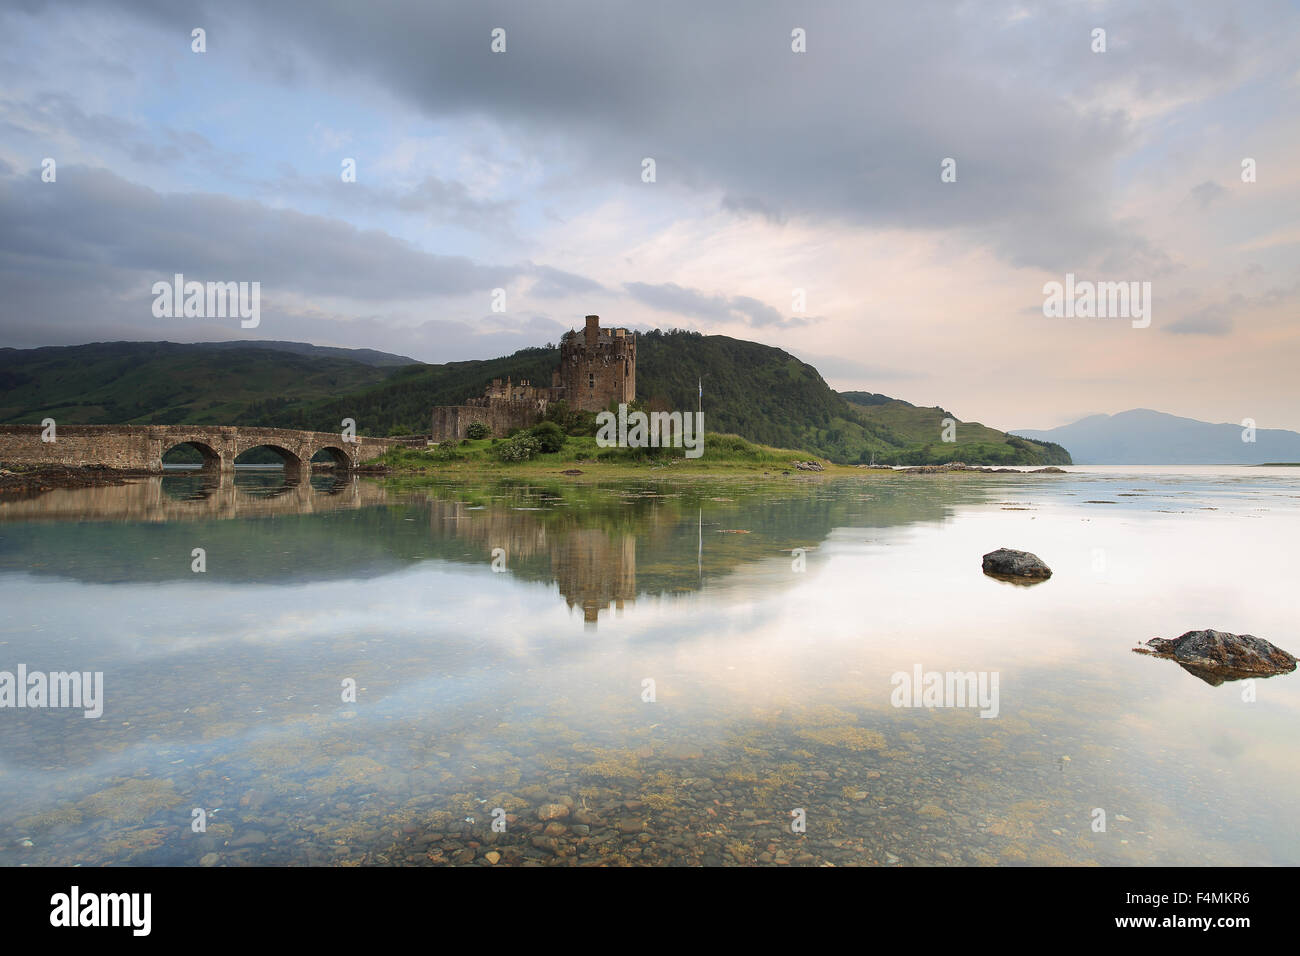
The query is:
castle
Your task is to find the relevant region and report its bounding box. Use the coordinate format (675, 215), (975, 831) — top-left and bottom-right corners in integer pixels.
(430, 315), (636, 441)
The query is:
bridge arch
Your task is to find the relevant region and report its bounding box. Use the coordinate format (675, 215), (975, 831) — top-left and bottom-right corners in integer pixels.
(160, 439), (223, 472)
(309, 445), (354, 472)
(0, 424), (400, 474)
(233, 442), (305, 479)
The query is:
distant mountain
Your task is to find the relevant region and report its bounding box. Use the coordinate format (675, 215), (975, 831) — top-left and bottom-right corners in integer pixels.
(1011, 409), (1300, 464)
(840, 392), (1071, 466)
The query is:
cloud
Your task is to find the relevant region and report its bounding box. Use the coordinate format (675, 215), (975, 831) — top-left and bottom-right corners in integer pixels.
(623, 282), (731, 323)
(267, 168), (521, 237)
(525, 265), (608, 299)
(0, 91), (240, 176)
(1164, 305), (1235, 335)
(42, 0), (1288, 271)
(720, 194), (786, 226)
(0, 165), (504, 298)
(796, 352), (925, 383)
(0, 165), (605, 356)
(624, 282), (808, 329)
(1187, 180), (1227, 209)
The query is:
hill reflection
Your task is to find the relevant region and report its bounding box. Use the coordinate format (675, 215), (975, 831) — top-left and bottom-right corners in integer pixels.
(0, 473), (998, 622)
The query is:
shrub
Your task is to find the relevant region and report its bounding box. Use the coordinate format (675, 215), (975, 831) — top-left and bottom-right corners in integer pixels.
(430, 438), (461, 462)
(495, 433), (541, 462)
(465, 421), (490, 440)
(565, 409), (599, 437)
(530, 420), (565, 453)
(543, 399), (570, 427)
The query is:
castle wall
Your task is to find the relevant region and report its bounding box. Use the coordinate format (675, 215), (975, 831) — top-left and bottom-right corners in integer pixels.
(430, 401), (544, 442)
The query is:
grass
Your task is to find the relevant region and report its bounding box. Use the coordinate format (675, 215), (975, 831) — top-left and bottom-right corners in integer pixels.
(365, 432), (874, 478)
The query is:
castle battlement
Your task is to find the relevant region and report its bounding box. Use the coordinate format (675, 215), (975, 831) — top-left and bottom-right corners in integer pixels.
(557, 315), (636, 413)
(430, 315), (636, 441)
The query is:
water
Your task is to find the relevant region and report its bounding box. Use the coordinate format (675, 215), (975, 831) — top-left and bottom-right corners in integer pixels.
(1, 465), (1297, 866)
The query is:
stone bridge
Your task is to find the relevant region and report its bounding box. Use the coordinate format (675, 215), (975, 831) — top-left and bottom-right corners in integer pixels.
(0, 424), (408, 476)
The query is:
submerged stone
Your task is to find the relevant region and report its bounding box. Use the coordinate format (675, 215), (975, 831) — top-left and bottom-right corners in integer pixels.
(537, 803), (570, 821)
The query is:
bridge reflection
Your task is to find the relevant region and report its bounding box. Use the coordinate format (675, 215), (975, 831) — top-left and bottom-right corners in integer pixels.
(0, 468), (389, 523)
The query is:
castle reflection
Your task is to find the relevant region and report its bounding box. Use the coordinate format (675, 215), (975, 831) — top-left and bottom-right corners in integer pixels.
(554, 530), (638, 623)
(421, 495), (643, 625)
(0, 472), (978, 624)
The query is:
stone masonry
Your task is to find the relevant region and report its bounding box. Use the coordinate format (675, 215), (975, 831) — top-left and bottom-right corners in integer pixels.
(430, 315), (636, 441)
(0, 424), (402, 474)
(558, 314), (637, 413)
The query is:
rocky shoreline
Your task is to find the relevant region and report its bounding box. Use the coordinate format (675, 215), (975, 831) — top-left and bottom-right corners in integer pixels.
(898, 463), (1067, 475)
(0, 465), (152, 498)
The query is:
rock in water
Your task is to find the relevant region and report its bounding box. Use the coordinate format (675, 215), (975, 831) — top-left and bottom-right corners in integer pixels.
(982, 548), (1052, 580)
(1138, 629), (1297, 685)
(537, 803), (570, 821)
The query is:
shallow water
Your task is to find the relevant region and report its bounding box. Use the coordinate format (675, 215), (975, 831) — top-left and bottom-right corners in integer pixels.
(1, 465), (1297, 866)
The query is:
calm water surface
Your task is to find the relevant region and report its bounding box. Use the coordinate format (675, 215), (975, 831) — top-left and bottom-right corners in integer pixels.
(1, 465), (1297, 866)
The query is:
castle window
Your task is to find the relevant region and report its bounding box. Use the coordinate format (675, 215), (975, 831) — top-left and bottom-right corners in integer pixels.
(588, 373), (595, 388)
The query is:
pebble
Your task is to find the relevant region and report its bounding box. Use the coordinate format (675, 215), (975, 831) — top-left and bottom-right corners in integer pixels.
(531, 836), (559, 854)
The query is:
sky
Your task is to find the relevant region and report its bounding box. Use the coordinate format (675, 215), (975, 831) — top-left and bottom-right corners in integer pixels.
(0, 0), (1297, 431)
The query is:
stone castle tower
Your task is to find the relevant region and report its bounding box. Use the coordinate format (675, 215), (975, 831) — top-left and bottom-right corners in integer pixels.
(554, 315), (636, 412)
(430, 314), (636, 440)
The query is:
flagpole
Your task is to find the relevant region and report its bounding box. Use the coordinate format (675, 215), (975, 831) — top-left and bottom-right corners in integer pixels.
(697, 380), (703, 581)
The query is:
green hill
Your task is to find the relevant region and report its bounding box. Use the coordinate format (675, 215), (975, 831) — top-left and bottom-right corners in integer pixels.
(0, 335), (1071, 465)
(840, 391), (1071, 466)
(0, 341), (395, 425)
(278, 330), (918, 461)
